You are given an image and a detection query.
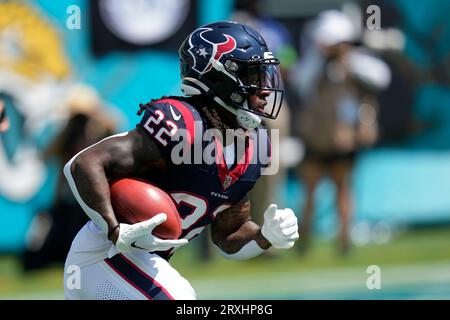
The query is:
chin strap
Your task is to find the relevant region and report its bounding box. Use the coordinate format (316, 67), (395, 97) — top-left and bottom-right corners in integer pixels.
(213, 97), (261, 130)
(236, 108), (262, 130)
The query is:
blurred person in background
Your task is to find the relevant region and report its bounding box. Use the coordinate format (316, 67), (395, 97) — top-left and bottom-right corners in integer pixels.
(359, 0), (421, 145)
(0, 100), (9, 132)
(21, 84), (116, 271)
(361, 0), (450, 148)
(290, 10), (391, 255)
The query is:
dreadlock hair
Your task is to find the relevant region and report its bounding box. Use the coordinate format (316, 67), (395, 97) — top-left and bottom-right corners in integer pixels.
(137, 95), (239, 132)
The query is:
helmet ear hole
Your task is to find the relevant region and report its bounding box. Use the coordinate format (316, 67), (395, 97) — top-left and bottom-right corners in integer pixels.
(225, 60), (239, 72)
(230, 93), (243, 103)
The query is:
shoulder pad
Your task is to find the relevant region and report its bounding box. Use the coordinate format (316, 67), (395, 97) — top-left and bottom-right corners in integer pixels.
(139, 98), (202, 145)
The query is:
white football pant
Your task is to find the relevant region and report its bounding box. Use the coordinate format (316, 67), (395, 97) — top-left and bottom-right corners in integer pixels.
(64, 221), (196, 300)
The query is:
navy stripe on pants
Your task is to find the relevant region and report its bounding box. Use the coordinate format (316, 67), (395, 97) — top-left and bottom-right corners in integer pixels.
(104, 254), (173, 300)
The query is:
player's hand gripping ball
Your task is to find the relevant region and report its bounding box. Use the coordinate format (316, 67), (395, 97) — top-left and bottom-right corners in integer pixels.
(110, 178), (182, 240)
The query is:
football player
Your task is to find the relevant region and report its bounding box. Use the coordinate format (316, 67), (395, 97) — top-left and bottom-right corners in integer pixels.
(63, 21), (299, 300)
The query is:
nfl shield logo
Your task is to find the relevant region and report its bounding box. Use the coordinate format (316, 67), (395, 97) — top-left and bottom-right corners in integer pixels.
(222, 175), (233, 190)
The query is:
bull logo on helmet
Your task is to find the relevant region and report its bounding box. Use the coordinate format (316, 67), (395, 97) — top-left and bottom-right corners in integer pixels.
(187, 27), (236, 74)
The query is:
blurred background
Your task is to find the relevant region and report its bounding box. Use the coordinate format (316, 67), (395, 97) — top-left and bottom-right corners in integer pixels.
(1, 0), (450, 299)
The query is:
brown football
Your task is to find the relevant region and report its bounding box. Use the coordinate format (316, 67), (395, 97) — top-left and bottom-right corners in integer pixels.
(110, 178), (182, 240)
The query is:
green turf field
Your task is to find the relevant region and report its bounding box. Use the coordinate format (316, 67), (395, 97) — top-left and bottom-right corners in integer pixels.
(1, 227), (449, 299)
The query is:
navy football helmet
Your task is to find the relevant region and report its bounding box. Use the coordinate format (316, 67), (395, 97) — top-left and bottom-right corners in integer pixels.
(178, 21), (284, 129)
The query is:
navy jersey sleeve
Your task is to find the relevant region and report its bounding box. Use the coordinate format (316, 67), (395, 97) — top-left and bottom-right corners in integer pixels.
(138, 98), (200, 162)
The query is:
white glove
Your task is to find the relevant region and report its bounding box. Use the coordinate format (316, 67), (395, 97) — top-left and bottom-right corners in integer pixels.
(115, 213), (188, 253)
(261, 204), (299, 249)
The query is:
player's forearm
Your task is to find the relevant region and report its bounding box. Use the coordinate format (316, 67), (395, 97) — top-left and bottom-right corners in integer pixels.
(220, 221), (271, 254)
(211, 198), (272, 260)
(64, 154), (119, 236)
